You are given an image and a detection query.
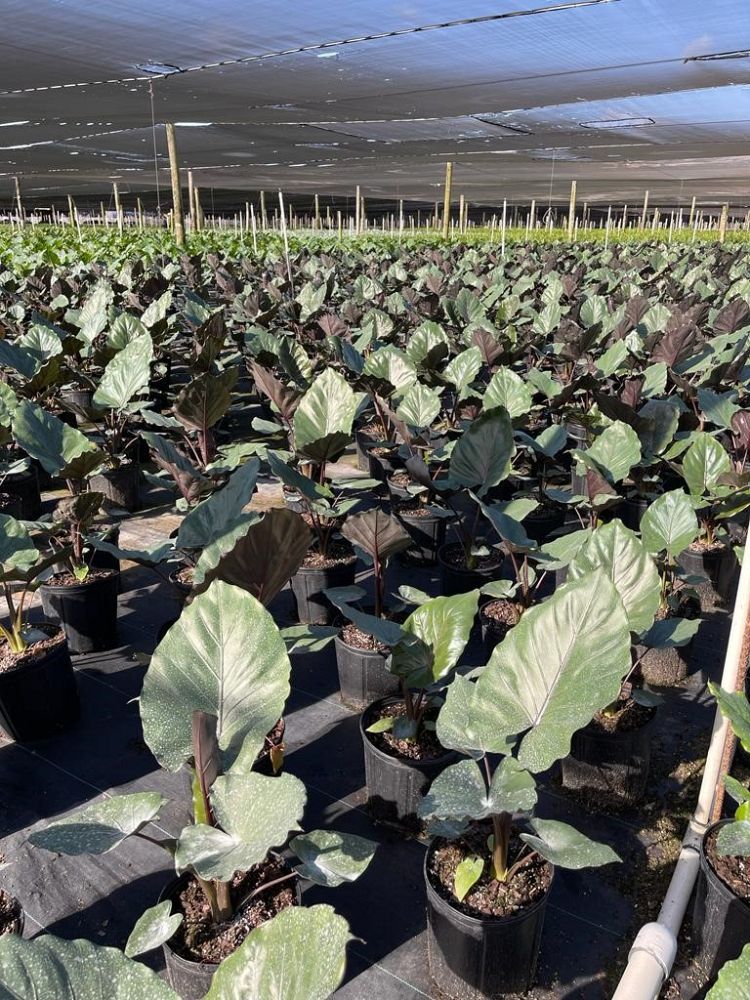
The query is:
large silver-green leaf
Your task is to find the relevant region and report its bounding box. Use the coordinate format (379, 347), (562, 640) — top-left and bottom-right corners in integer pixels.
(362, 344), (417, 394)
(568, 519), (660, 634)
(683, 432), (732, 496)
(437, 572), (630, 770)
(390, 590), (479, 688)
(444, 346), (482, 391)
(637, 399), (680, 457)
(0, 514), (37, 575)
(205, 904), (351, 1000)
(12, 400), (104, 479)
(140, 581), (290, 771)
(28, 793), (166, 856)
(448, 408), (514, 496)
(174, 369), (238, 432)
(0, 935), (177, 1000)
(124, 902), (183, 959)
(395, 383), (441, 428)
(483, 368), (533, 419)
(175, 772), (306, 881)
(176, 459), (260, 550)
(419, 757), (537, 822)
(293, 368), (358, 464)
(573, 421), (641, 484)
(716, 820), (750, 856)
(93, 333), (153, 411)
(706, 943), (750, 1000)
(289, 830), (376, 887)
(640, 489), (698, 556)
(521, 818), (620, 869)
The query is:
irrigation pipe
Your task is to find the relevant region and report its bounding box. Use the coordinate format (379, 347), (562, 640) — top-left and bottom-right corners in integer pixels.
(612, 548), (750, 999)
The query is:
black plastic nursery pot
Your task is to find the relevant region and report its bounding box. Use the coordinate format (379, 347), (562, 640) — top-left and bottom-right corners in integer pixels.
(334, 634), (399, 710)
(4, 468), (41, 520)
(620, 495), (652, 532)
(158, 864), (301, 1000)
(89, 461), (141, 512)
(692, 820), (750, 981)
(678, 543), (739, 609)
(522, 504), (566, 544)
(61, 386), (93, 421)
(479, 601), (523, 660)
(39, 571), (119, 654)
(360, 697), (459, 831)
(0, 630), (79, 741)
(395, 507), (448, 566)
(369, 445), (401, 483)
(424, 842), (553, 999)
(290, 553), (356, 625)
(560, 708), (656, 803)
(438, 543), (504, 597)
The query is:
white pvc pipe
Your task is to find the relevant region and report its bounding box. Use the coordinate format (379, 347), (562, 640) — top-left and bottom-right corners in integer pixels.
(612, 548), (750, 1000)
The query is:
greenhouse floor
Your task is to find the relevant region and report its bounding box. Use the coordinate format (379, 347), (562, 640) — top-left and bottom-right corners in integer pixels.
(0, 474), (731, 1000)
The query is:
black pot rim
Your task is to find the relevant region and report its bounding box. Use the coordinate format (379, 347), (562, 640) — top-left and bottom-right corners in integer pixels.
(423, 838), (554, 929)
(437, 542), (503, 575)
(700, 819), (750, 912)
(360, 696), (457, 771)
(334, 633), (389, 659)
(576, 705), (658, 742)
(0, 628), (67, 677)
(158, 859), (301, 970)
(40, 569), (118, 594)
(295, 552), (357, 574)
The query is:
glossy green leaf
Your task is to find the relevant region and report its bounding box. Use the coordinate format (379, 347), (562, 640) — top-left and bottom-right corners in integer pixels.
(124, 902), (182, 958)
(521, 818), (619, 870)
(454, 856), (484, 902)
(176, 459), (260, 550)
(293, 368), (358, 463)
(705, 943), (750, 1000)
(448, 408), (514, 497)
(483, 367), (533, 418)
(419, 757), (536, 822)
(683, 433), (732, 496)
(29, 793), (166, 856)
(12, 400), (104, 479)
(93, 333), (153, 411)
(290, 830), (376, 887)
(640, 489), (699, 557)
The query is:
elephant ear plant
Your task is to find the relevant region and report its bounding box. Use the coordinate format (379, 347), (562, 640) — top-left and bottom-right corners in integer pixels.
(0, 903), (354, 1000)
(29, 581), (375, 989)
(417, 571), (629, 995)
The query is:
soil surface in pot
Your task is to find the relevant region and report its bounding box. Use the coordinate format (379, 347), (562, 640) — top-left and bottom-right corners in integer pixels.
(174, 565), (195, 588)
(0, 626), (66, 674)
(170, 856), (297, 964)
(0, 890), (22, 936)
(429, 823), (553, 920)
(43, 569), (116, 588)
(704, 826), (750, 903)
(441, 542), (502, 572)
(687, 539), (727, 555)
(481, 599), (523, 630)
(394, 503), (435, 519)
(367, 701), (444, 762)
(342, 622), (389, 653)
(389, 472), (414, 489)
(588, 698), (655, 734)
(300, 542), (354, 569)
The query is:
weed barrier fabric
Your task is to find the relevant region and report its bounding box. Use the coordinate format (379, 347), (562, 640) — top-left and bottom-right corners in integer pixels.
(1, 1), (750, 206)
(0, 507), (733, 998)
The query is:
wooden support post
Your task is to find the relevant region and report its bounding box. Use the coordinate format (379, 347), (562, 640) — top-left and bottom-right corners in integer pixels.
(13, 176), (23, 225)
(355, 186), (361, 234)
(278, 191), (294, 292)
(67, 194), (75, 228)
(194, 187), (202, 231)
(165, 123), (185, 246)
(719, 203), (729, 244)
(259, 190), (267, 228)
(441, 162), (453, 240)
(567, 180), (577, 240)
(640, 190), (649, 229)
(360, 194), (366, 231)
(530, 198), (536, 232)
(137, 197), (144, 228)
(314, 193), (320, 230)
(688, 195), (696, 227)
(459, 194), (465, 234)
(337, 210), (342, 240)
(604, 204), (612, 250)
(399, 199), (404, 237)
(112, 182), (123, 232)
(501, 198), (507, 258)
(250, 203), (258, 253)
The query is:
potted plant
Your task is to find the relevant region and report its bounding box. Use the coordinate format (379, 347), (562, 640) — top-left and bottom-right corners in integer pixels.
(356, 588), (480, 831)
(692, 682), (750, 981)
(0, 903), (354, 1000)
(0, 513), (79, 740)
(436, 408), (515, 593)
(329, 509), (412, 708)
(35, 493), (120, 654)
(418, 570), (629, 996)
(29, 581), (375, 998)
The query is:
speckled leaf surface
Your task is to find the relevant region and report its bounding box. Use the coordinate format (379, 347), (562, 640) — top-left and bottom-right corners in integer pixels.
(569, 519), (660, 634)
(0, 935), (178, 999)
(205, 904), (351, 1000)
(28, 793), (166, 856)
(124, 902), (182, 958)
(419, 758), (536, 822)
(140, 581), (291, 772)
(290, 830), (376, 887)
(706, 943), (750, 1000)
(521, 818), (620, 870)
(175, 772), (306, 881)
